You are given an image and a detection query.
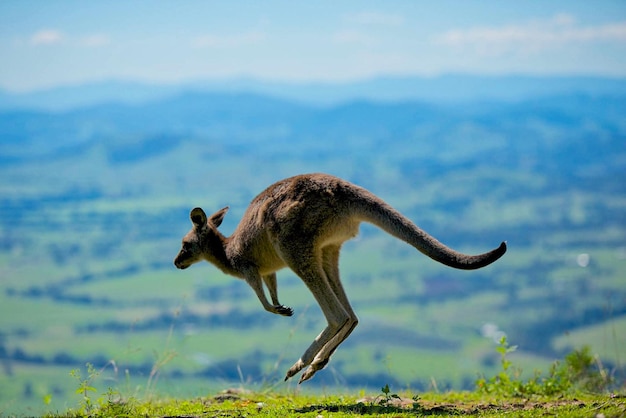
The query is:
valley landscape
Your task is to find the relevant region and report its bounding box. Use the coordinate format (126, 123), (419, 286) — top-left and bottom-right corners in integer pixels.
(0, 75), (624, 416)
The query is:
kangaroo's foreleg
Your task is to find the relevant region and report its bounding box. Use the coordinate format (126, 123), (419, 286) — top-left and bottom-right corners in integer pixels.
(262, 273), (281, 306)
(245, 273), (293, 317)
(283, 250), (355, 383)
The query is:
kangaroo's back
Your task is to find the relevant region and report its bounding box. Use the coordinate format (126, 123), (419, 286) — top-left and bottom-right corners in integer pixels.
(231, 174), (364, 250)
(233, 173), (505, 269)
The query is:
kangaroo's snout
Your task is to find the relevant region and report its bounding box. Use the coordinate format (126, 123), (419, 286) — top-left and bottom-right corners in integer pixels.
(174, 256), (190, 270)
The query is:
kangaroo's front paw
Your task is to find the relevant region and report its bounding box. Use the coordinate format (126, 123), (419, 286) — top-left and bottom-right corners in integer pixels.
(276, 305), (293, 316)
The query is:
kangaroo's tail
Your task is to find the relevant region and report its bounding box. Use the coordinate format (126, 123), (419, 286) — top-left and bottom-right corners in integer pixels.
(352, 189), (507, 270)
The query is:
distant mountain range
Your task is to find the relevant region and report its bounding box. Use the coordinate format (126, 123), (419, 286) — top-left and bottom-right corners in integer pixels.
(1, 74), (625, 111)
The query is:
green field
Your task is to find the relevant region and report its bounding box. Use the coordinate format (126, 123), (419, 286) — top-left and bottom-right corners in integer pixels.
(1, 92), (625, 416)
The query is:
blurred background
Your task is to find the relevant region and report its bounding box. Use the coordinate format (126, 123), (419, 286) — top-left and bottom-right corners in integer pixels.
(1, 1), (625, 415)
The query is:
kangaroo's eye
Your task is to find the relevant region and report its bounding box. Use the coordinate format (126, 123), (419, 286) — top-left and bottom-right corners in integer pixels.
(182, 242), (192, 251)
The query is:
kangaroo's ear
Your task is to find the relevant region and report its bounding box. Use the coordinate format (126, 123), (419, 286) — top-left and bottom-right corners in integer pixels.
(190, 207), (208, 228)
(209, 206), (229, 228)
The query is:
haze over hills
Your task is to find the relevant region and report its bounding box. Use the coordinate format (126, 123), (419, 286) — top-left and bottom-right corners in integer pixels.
(1, 74), (626, 111)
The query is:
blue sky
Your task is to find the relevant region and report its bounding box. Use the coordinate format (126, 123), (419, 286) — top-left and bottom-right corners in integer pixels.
(1, 0), (625, 91)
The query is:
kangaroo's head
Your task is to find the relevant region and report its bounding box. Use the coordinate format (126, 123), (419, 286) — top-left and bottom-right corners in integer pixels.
(174, 206), (229, 270)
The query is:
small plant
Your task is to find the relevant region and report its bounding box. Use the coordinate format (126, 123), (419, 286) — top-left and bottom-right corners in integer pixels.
(563, 345), (611, 392)
(66, 361), (131, 416)
(411, 394), (422, 411)
(476, 336), (522, 396)
(70, 363), (99, 415)
(476, 336), (611, 396)
(378, 383), (401, 406)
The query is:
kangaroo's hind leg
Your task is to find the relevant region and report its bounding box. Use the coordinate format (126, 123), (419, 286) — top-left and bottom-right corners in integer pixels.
(298, 244), (358, 383)
(283, 246), (356, 383)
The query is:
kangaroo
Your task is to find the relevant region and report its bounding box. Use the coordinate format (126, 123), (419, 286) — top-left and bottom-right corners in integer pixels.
(174, 173), (506, 383)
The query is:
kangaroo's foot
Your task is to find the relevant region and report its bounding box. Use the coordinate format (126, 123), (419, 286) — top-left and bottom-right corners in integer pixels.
(284, 359), (305, 381)
(284, 356), (330, 383)
(283, 326), (336, 382)
(284, 316), (357, 382)
(272, 304), (294, 316)
(298, 357), (330, 383)
(283, 325), (346, 383)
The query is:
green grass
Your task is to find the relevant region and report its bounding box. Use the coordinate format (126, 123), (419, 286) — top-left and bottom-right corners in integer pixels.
(4, 339), (616, 418)
(36, 389), (626, 418)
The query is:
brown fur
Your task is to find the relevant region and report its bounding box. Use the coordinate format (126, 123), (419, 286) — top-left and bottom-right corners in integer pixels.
(174, 173), (506, 383)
